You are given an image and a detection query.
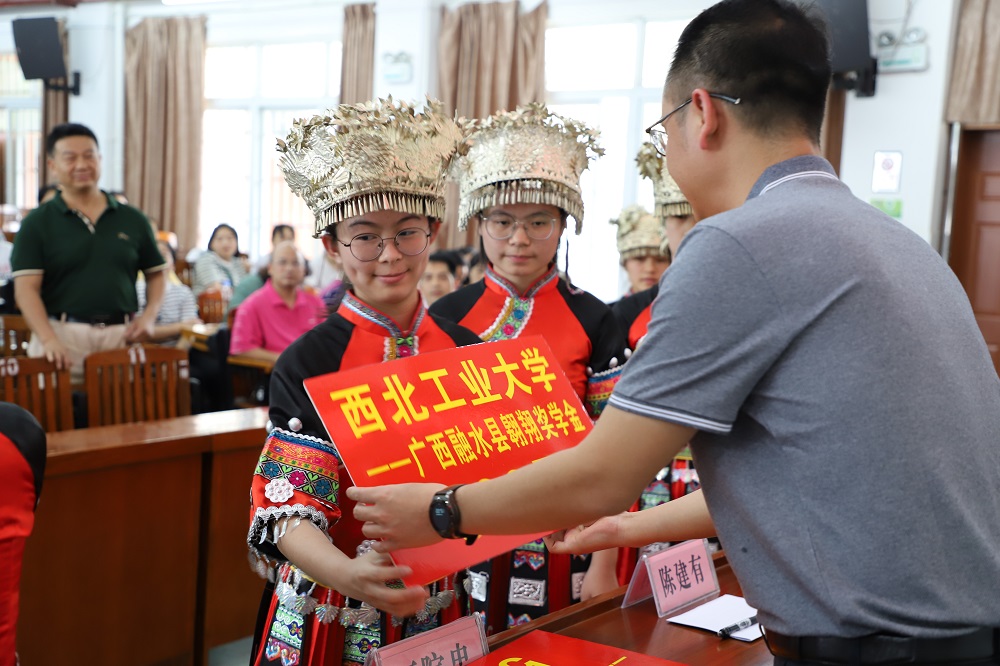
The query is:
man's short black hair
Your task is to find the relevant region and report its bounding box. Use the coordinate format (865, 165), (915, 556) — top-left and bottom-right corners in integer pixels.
(46, 123), (99, 156)
(428, 250), (459, 277)
(668, 0), (831, 143)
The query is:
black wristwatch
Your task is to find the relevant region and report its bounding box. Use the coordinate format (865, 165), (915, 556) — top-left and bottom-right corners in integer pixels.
(429, 484), (478, 545)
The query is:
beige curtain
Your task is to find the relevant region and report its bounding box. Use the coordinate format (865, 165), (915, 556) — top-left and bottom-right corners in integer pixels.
(341, 4), (376, 104)
(946, 0), (1000, 126)
(436, 0), (548, 248)
(124, 16), (206, 254)
(39, 19), (69, 190)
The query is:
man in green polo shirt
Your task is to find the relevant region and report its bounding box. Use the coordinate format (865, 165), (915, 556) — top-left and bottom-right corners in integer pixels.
(11, 123), (166, 380)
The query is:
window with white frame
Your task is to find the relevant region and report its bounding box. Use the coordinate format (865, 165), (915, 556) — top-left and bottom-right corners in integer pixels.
(200, 40), (341, 264)
(545, 19), (688, 302)
(0, 53), (42, 230)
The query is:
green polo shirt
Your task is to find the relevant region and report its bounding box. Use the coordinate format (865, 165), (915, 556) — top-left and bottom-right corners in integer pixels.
(11, 191), (166, 318)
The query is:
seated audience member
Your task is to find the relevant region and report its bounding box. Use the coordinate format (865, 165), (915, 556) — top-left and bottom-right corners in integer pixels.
(254, 223), (295, 271)
(0, 403), (46, 665)
(0, 232), (11, 282)
(137, 240), (202, 346)
(0, 233), (13, 314)
(228, 265), (267, 314)
(420, 250), (458, 305)
(192, 223), (250, 297)
(229, 241), (324, 363)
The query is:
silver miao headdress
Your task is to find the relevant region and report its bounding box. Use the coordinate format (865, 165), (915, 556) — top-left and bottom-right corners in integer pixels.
(277, 97), (465, 238)
(636, 142), (692, 220)
(451, 103), (604, 233)
(610, 204), (668, 265)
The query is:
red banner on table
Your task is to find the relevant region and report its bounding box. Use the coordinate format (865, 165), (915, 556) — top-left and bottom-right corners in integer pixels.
(466, 631), (687, 665)
(304, 335), (592, 586)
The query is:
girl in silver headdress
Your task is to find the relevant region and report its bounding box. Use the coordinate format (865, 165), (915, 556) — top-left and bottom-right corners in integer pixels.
(431, 103), (629, 628)
(247, 99), (480, 666)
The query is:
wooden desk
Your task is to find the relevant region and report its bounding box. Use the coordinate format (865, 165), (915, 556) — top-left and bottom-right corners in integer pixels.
(227, 353), (275, 373)
(490, 556), (773, 666)
(19, 408), (269, 666)
(180, 322), (220, 353)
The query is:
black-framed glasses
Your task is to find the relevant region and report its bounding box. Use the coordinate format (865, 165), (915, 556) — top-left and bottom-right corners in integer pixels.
(645, 93), (742, 156)
(480, 213), (558, 241)
(337, 227), (432, 262)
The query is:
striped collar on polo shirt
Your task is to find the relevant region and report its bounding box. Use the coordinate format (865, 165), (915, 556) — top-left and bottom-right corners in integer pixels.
(747, 155), (841, 201)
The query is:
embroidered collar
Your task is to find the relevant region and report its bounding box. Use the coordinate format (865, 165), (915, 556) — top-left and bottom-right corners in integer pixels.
(339, 291), (425, 359)
(485, 263), (559, 299)
(478, 264), (559, 342)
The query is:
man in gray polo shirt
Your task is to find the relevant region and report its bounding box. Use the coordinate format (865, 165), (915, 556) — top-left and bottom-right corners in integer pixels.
(348, 1), (1000, 663)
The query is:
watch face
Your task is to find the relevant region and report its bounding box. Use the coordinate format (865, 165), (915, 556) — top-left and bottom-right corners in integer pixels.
(430, 498), (451, 534)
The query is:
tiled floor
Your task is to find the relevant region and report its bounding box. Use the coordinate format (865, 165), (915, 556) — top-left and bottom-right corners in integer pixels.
(209, 636), (253, 666)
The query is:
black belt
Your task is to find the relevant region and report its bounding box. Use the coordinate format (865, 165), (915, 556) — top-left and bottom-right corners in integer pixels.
(765, 627), (999, 664)
(56, 313), (132, 326)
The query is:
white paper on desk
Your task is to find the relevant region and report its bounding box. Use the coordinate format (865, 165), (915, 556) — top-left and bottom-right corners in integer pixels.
(666, 593), (764, 642)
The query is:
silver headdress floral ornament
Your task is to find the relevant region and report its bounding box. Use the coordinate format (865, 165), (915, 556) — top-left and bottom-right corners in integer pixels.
(609, 204), (668, 265)
(636, 142), (692, 221)
(277, 97), (465, 238)
(451, 102), (604, 234)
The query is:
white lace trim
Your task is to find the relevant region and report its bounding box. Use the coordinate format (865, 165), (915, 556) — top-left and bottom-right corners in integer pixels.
(248, 503), (330, 562)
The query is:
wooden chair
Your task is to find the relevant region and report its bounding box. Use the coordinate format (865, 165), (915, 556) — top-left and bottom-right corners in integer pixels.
(198, 288), (226, 324)
(0, 356), (74, 431)
(84, 345), (192, 426)
(0, 314), (32, 358)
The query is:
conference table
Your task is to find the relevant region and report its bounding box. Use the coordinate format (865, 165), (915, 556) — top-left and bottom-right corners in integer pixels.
(489, 555), (773, 665)
(19, 408), (269, 666)
(18, 407), (773, 666)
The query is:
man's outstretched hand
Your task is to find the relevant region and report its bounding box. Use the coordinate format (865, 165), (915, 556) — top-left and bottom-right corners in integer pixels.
(348, 483), (446, 552)
(544, 513), (630, 554)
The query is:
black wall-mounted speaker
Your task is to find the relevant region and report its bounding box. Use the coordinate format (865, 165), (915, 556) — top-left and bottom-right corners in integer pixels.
(12, 17), (67, 81)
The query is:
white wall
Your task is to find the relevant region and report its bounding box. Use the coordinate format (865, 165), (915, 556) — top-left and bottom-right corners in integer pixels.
(373, 0), (438, 101)
(839, 0), (958, 247)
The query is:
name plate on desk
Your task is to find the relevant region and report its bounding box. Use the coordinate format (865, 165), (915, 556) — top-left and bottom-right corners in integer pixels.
(622, 539), (719, 617)
(466, 631), (687, 665)
(364, 613), (488, 665)
(304, 336), (592, 586)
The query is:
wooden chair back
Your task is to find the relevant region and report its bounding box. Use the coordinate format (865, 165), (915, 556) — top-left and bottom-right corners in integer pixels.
(0, 314), (32, 357)
(174, 257), (193, 287)
(198, 288), (226, 324)
(0, 356), (74, 431)
(84, 345), (191, 426)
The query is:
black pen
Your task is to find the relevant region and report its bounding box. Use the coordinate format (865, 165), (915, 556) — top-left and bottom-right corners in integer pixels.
(717, 615), (758, 638)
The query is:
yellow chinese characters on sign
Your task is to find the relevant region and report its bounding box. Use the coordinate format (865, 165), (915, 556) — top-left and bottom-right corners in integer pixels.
(303, 336), (595, 586)
(309, 338), (584, 488)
